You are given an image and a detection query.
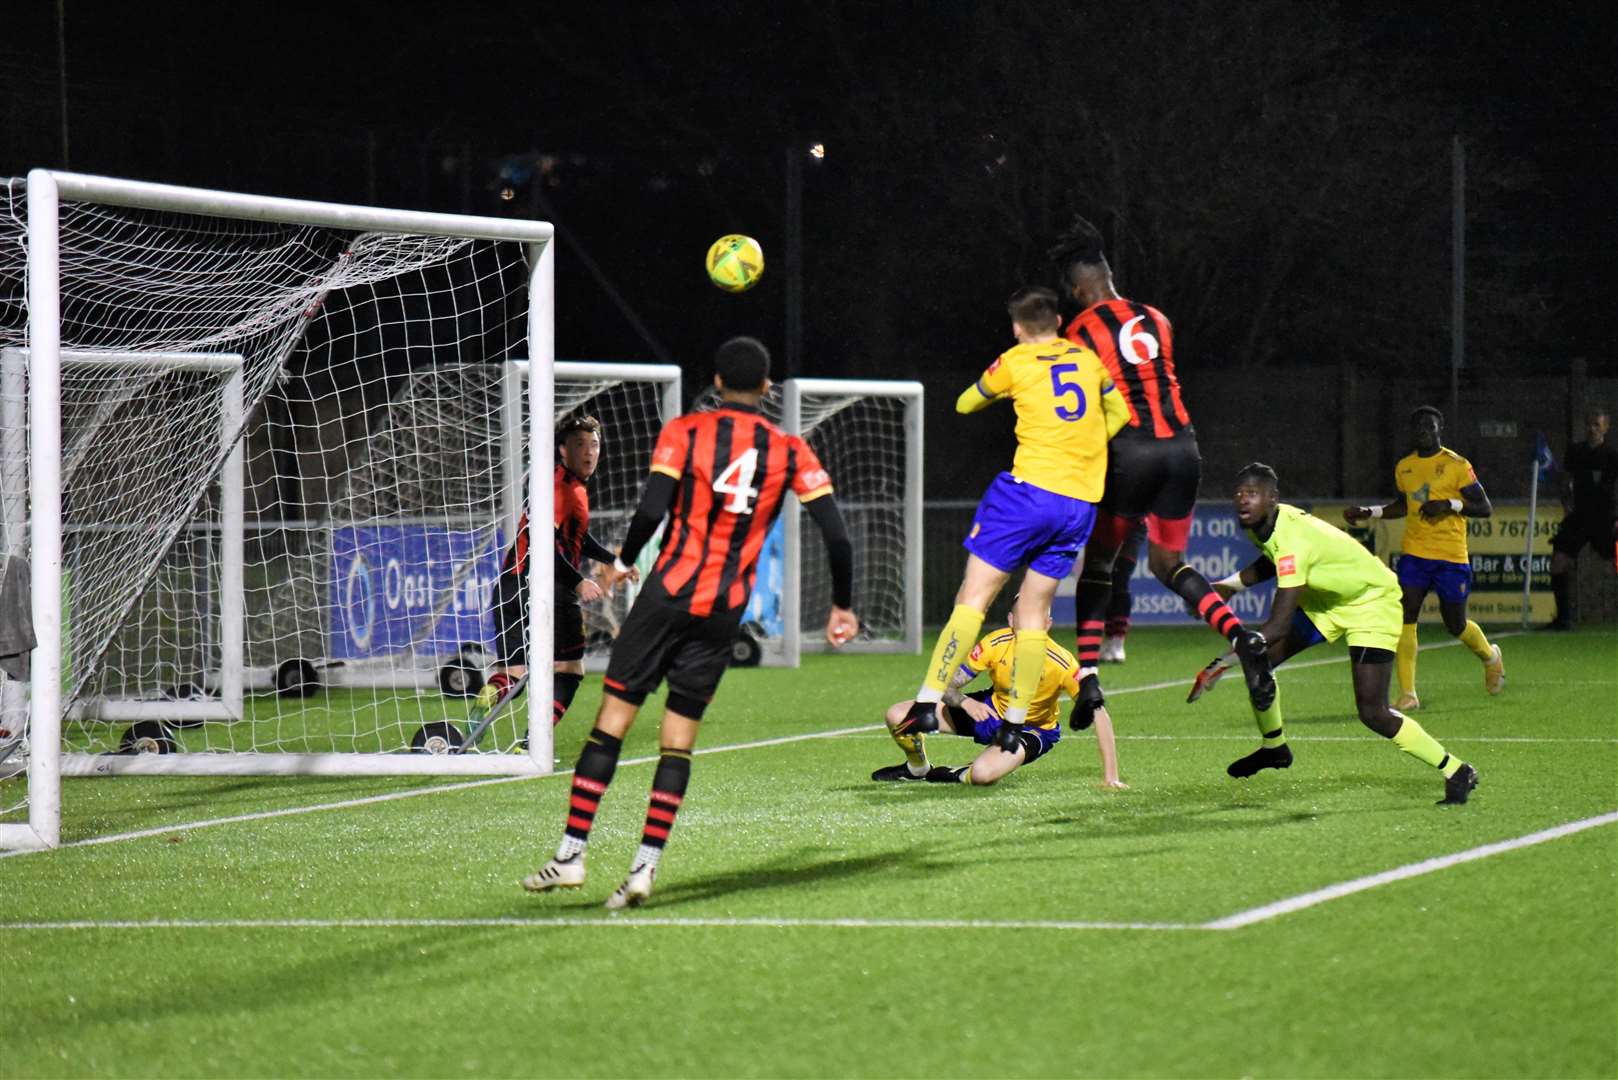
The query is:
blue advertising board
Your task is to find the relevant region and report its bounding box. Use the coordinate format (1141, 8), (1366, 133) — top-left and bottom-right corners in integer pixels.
(1050, 507), (1277, 626)
(328, 526), (503, 659)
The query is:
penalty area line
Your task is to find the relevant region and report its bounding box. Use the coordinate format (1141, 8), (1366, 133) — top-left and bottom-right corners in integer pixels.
(1203, 809), (1618, 930)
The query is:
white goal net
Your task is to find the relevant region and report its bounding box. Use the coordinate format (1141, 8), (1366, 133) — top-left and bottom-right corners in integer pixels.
(0, 170), (598, 850)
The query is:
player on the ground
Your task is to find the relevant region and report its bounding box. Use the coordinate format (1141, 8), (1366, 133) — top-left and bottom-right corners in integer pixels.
(1192, 463), (1478, 805)
(470, 415), (623, 740)
(1547, 405), (1618, 628)
(1099, 521), (1146, 663)
(1343, 406), (1502, 709)
(1048, 215), (1269, 727)
(521, 337), (859, 909)
(896, 286), (1129, 754)
(875, 607), (1125, 788)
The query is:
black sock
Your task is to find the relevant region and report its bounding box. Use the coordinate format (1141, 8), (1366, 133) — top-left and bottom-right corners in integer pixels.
(1551, 571), (1571, 624)
(553, 672), (583, 727)
(637, 750), (693, 867)
(564, 728), (623, 843)
(1168, 564), (1243, 641)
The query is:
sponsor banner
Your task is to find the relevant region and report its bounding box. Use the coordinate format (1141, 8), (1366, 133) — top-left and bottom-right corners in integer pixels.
(329, 526), (501, 659)
(1047, 501), (1559, 628)
(1374, 503), (1562, 624)
(1052, 507), (1278, 626)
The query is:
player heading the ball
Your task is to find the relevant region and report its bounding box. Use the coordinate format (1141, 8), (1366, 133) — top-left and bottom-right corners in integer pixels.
(1050, 215), (1270, 729)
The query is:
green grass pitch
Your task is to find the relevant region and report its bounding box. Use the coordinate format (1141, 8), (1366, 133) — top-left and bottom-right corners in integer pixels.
(3, 626), (1615, 1078)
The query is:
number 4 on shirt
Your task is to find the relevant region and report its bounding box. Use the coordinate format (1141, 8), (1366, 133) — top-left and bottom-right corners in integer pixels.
(714, 447), (760, 513)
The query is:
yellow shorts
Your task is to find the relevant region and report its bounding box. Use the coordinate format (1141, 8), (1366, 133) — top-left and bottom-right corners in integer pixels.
(1301, 586), (1402, 653)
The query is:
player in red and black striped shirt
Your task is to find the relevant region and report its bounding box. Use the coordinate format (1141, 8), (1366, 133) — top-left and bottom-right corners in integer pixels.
(523, 336), (859, 909)
(480, 415), (620, 736)
(1050, 216), (1271, 723)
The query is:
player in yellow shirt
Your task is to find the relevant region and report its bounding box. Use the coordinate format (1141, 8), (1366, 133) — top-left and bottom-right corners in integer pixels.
(1191, 463), (1478, 805)
(1344, 406), (1503, 710)
(896, 287), (1130, 758)
(875, 609), (1125, 788)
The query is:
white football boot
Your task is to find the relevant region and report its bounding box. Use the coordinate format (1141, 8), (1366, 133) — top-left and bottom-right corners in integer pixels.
(604, 863), (657, 910)
(521, 853), (586, 893)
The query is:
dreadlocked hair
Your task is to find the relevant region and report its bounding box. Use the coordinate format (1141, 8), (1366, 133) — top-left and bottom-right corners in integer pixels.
(1047, 214), (1108, 277)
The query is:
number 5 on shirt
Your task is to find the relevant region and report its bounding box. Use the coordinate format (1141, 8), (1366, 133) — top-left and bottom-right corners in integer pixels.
(1049, 363), (1088, 422)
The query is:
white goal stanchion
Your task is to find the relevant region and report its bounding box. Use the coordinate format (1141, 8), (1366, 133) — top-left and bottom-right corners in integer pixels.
(695, 378), (923, 668)
(0, 170), (559, 851)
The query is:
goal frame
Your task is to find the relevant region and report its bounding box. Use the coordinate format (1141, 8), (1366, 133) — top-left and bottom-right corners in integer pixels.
(1, 170), (557, 851)
(779, 378), (924, 665)
(2, 347), (247, 724)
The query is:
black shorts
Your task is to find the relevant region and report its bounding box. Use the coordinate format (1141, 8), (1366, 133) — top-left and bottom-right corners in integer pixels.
(602, 590), (742, 712)
(493, 571), (586, 665)
(1100, 428), (1202, 524)
(1551, 512), (1617, 562)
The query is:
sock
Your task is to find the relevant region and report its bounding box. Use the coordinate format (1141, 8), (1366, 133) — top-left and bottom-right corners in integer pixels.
(558, 727), (622, 858)
(1390, 711), (1461, 776)
(1458, 621), (1494, 662)
(485, 670), (513, 702)
(1004, 628), (1049, 725)
(1397, 624), (1418, 696)
(1254, 682), (1286, 747)
(1551, 571), (1570, 623)
(920, 604), (984, 701)
(1170, 564), (1244, 641)
(1105, 549), (1136, 638)
(1072, 562), (1111, 667)
(634, 749), (692, 871)
(893, 729), (929, 776)
(553, 672), (583, 727)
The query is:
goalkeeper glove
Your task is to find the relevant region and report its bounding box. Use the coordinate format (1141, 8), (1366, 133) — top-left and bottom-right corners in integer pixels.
(992, 721), (1025, 755)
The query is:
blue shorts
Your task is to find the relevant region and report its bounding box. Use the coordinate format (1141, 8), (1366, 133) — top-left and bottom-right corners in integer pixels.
(1288, 609), (1328, 650)
(1396, 554), (1472, 605)
(964, 473), (1097, 579)
(950, 689), (1060, 763)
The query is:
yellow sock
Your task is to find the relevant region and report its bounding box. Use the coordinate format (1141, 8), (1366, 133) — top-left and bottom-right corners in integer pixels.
(1004, 628), (1048, 724)
(1390, 711), (1460, 775)
(1458, 620), (1493, 661)
(920, 604), (984, 699)
(893, 730), (928, 773)
(1397, 624), (1418, 696)
(1254, 683), (1285, 747)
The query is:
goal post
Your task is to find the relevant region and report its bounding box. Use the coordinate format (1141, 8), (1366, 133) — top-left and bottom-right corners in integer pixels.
(1, 169), (559, 850)
(783, 379), (923, 662)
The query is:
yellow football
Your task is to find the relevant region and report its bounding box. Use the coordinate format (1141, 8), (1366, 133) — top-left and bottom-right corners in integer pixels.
(705, 234), (765, 293)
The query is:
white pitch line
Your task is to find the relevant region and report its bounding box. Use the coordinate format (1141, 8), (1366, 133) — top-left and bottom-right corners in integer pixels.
(0, 916), (1196, 933)
(5, 813), (1612, 935)
(1202, 809), (1618, 930)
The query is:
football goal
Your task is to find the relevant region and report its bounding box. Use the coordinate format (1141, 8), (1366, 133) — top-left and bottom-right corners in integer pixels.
(0, 170), (583, 851)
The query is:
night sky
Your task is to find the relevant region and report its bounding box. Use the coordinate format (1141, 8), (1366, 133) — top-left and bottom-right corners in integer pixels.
(3, 1), (1615, 491)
